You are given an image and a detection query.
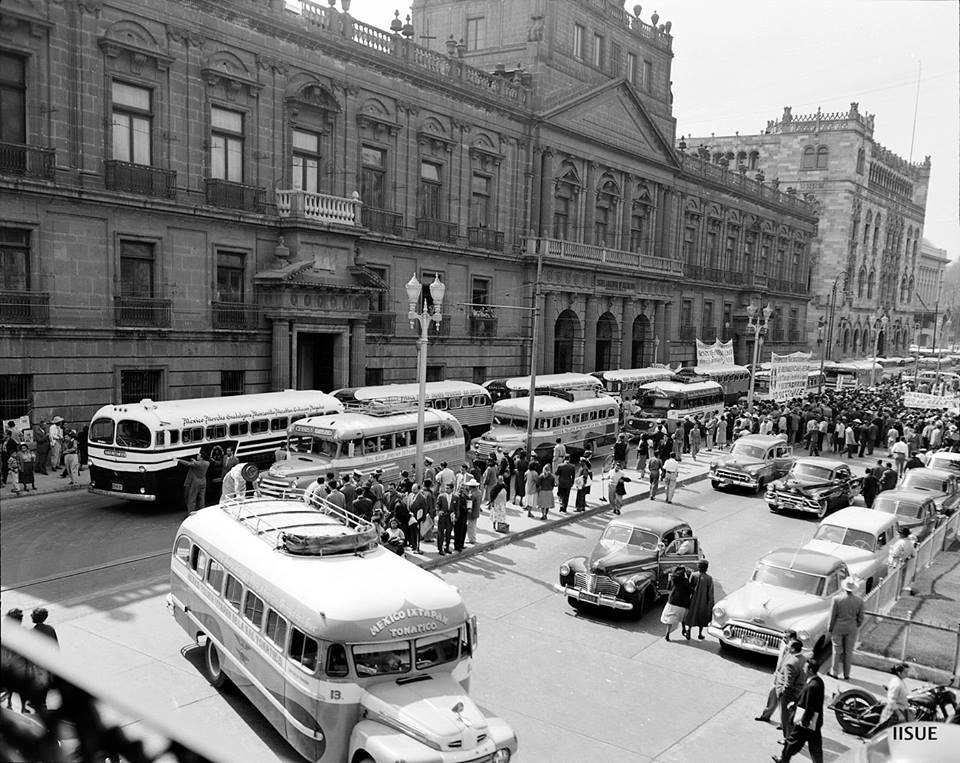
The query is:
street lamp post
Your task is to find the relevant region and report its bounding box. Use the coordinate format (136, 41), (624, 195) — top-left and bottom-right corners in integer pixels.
(913, 321), (921, 389)
(405, 273), (446, 485)
(745, 303), (772, 410)
(870, 311), (889, 387)
(818, 272), (847, 394)
(654, 335), (661, 365)
(936, 316), (953, 389)
(816, 315), (825, 395)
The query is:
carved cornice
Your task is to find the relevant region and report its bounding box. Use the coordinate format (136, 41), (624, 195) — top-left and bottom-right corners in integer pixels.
(356, 112), (400, 136)
(417, 130), (455, 153)
(167, 26), (204, 47)
(98, 38), (174, 73)
(79, 0), (103, 16)
(469, 144), (504, 169)
(0, 6), (53, 35)
(256, 55), (289, 75)
(202, 67), (262, 98)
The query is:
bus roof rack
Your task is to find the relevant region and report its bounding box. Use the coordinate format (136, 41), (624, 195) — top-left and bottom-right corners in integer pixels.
(218, 490), (380, 556)
(341, 400), (424, 416)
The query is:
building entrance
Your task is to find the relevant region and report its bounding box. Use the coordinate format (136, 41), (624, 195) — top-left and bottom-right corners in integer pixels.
(297, 332), (337, 391)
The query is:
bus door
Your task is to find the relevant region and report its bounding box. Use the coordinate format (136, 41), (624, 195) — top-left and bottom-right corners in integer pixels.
(283, 629), (324, 761)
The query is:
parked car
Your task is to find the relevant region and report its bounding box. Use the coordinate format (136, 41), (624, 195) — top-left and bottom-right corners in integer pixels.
(899, 467), (960, 516)
(926, 451), (960, 476)
(556, 514), (705, 617)
(708, 547), (850, 659)
(766, 458), (863, 518)
(871, 489), (944, 542)
(802, 507), (898, 593)
(709, 434), (794, 493)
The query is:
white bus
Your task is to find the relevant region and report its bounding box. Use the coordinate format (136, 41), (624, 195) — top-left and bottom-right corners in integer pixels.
(88, 391), (343, 503)
(674, 364), (751, 405)
(824, 360), (881, 389)
(168, 493), (517, 763)
(633, 380), (725, 433)
(333, 381), (492, 444)
(752, 369), (826, 402)
(258, 406), (464, 495)
(591, 367), (676, 400)
(471, 394), (620, 462)
(482, 372), (605, 403)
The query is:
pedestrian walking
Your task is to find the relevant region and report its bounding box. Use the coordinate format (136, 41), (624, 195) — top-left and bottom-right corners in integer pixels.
(608, 464), (630, 515)
(78, 424), (89, 471)
(1, 608), (27, 712)
(435, 484), (455, 555)
(464, 478), (481, 545)
(773, 659), (824, 763)
(552, 438), (566, 473)
(635, 433), (650, 476)
(63, 430), (80, 485)
(861, 469), (879, 508)
(775, 639), (806, 739)
(481, 458), (498, 508)
(891, 438), (909, 476)
(489, 476), (507, 530)
(176, 452), (209, 512)
(689, 424), (702, 461)
(537, 463), (555, 520)
(756, 630), (798, 724)
(827, 577), (864, 681)
(28, 607), (59, 712)
(660, 566), (692, 641)
(887, 527), (916, 594)
(613, 433), (628, 467)
(705, 415), (717, 450)
(524, 461), (540, 519)
(34, 423), (49, 475)
(671, 426), (685, 460)
(682, 560), (714, 640)
(574, 457), (592, 512)
(662, 453), (679, 503)
(47, 417), (64, 472)
(555, 455), (576, 513)
(647, 454), (662, 500)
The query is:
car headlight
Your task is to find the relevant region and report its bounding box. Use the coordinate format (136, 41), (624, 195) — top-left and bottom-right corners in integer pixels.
(290, 479), (298, 488)
(624, 580), (636, 593)
(493, 749), (511, 763)
(798, 629), (810, 643)
(713, 605), (725, 620)
(559, 563), (570, 577)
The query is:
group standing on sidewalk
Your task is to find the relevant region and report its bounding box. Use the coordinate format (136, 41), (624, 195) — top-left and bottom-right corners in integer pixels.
(2, 415), (88, 497)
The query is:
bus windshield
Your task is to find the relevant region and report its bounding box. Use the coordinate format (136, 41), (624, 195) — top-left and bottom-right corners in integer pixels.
(288, 434), (339, 458)
(116, 419), (151, 449)
(352, 642), (412, 676)
(414, 632), (461, 670)
(639, 394), (672, 410)
(493, 415), (525, 428)
(90, 418), (115, 445)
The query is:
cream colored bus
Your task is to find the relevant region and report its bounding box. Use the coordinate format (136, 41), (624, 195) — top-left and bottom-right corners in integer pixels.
(168, 493), (517, 763)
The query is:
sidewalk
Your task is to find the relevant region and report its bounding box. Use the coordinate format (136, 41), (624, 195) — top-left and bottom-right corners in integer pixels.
(0, 463), (88, 499)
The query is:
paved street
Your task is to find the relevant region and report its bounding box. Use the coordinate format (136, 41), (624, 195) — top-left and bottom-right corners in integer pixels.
(1, 455), (910, 762)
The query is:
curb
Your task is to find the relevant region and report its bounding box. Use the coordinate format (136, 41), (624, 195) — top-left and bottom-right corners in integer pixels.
(1, 482), (86, 500)
(419, 469), (709, 571)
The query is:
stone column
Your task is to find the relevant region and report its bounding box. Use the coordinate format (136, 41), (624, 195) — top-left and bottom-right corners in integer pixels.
(540, 148), (555, 237)
(271, 318), (291, 391)
(529, 146), (543, 236)
(541, 291), (556, 375)
(621, 298), (637, 367)
(349, 319), (366, 386)
(582, 160), (595, 244)
(582, 296), (599, 372)
(620, 174), (634, 250)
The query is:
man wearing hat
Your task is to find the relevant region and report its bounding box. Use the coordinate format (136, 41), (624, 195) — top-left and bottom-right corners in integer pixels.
(341, 472), (357, 513)
(422, 457), (436, 485)
(463, 477), (482, 546)
(221, 462), (258, 503)
(827, 576), (864, 681)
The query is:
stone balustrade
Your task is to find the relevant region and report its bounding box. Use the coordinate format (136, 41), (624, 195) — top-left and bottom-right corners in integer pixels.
(525, 237), (683, 277)
(275, 189), (362, 225)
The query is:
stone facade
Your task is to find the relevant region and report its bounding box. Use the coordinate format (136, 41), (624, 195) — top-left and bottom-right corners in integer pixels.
(914, 239), (950, 347)
(1, 0), (816, 425)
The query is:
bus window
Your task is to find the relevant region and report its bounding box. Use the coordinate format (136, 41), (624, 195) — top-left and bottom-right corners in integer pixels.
(251, 419), (269, 434)
(169, 429), (179, 445)
(228, 421), (249, 437)
(289, 628), (320, 672)
(350, 438), (363, 456)
(243, 591), (265, 628)
(447, 398), (461, 409)
(206, 559), (226, 593)
(424, 427), (439, 442)
(265, 610), (288, 650)
(434, 399), (448, 410)
(182, 427), (203, 444)
(415, 632), (460, 670)
(117, 419), (151, 448)
(89, 418), (115, 445)
(364, 437), (379, 453)
(289, 415), (304, 425)
(174, 536), (191, 566)
(224, 574), (243, 611)
(311, 439), (339, 458)
(562, 416), (571, 426)
(270, 417), (288, 432)
(440, 422), (456, 439)
(206, 424), (227, 440)
(352, 642), (411, 676)
(325, 643), (349, 677)
(376, 434), (391, 451)
(190, 546), (207, 576)
(395, 431), (408, 448)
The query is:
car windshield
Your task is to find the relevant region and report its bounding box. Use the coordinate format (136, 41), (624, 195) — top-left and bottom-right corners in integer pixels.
(731, 443), (766, 460)
(791, 463), (833, 481)
(352, 643), (411, 676)
(414, 632), (460, 670)
(873, 496), (924, 519)
(901, 474), (946, 492)
(928, 456), (960, 474)
(752, 562), (825, 595)
(288, 435), (339, 458)
(813, 525), (876, 551)
(600, 524), (660, 552)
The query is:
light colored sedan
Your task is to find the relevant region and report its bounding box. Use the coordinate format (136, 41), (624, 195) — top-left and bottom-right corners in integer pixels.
(803, 507), (898, 593)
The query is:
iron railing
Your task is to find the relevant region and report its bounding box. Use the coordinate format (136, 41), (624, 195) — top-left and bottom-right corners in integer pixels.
(115, 296), (172, 328)
(204, 178), (266, 213)
(467, 227), (504, 252)
(361, 206), (404, 236)
(526, 237), (682, 277)
(366, 312), (396, 335)
(416, 218), (458, 245)
(678, 325), (697, 340)
(469, 314), (498, 338)
(700, 326), (718, 341)
(104, 160), (176, 198)
(212, 301), (259, 330)
(0, 141), (55, 180)
(0, 290), (50, 325)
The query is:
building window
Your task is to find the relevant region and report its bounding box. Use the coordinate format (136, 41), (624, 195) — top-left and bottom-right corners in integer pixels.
(111, 82), (152, 165)
(365, 367), (384, 386)
(471, 277), (490, 308)
(0, 228), (30, 291)
(216, 251), (244, 302)
(789, 309), (799, 339)
(120, 369), (163, 404)
(642, 60), (653, 93)
(419, 270), (443, 312)
(210, 106), (244, 182)
(630, 210), (646, 253)
(119, 240), (156, 298)
(0, 52), (27, 143)
(553, 194), (571, 239)
(292, 129), (321, 193)
(418, 161), (442, 219)
(748, 151), (759, 170)
(470, 174), (491, 228)
(816, 146), (828, 169)
(367, 265), (388, 313)
(701, 301), (714, 333)
(592, 34), (604, 68)
(682, 222), (697, 263)
(680, 299), (692, 327)
(426, 365), (444, 383)
(801, 146), (816, 169)
(856, 147), (865, 175)
(722, 302), (733, 339)
(595, 202), (611, 245)
(573, 24), (584, 59)
(472, 366), (485, 385)
(626, 52), (637, 85)
(0, 374), (32, 421)
(466, 17), (485, 50)
(221, 370), (244, 396)
(360, 145), (386, 209)
(609, 43), (621, 76)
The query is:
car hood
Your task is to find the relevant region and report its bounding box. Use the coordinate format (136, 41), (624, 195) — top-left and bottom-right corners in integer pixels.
(772, 475), (835, 493)
(711, 454), (763, 471)
(717, 581), (828, 630)
(362, 674), (488, 751)
(587, 543), (656, 575)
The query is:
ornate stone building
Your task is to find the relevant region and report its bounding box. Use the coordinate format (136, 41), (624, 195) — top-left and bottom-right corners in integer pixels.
(914, 239), (950, 348)
(684, 105), (932, 362)
(1, 0), (816, 424)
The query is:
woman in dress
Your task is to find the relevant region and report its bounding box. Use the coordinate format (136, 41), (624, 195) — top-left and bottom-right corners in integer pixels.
(574, 457), (592, 512)
(15, 443), (36, 492)
(537, 463), (555, 521)
(489, 475), (508, 530)
(660, 566), (693, 641)
(682, 559), (715, 640)
(523, 461), (540, 519)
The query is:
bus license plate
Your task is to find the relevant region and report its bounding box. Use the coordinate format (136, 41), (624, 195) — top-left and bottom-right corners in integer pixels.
(579, 591), (599, 604)
(112, 482), (123, 491)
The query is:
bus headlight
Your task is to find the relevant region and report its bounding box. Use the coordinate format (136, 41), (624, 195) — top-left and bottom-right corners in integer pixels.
(493, 749), (511, 763)
(139, 465), (146, 473)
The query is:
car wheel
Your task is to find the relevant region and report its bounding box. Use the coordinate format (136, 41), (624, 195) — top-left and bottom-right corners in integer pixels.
(204, 639), (229, 689)
(567, 596), (583, 611)
(816, 499), (830, 519)
(711, 479), (722, 490)
(754, 478), (766, 495)
(630, 588), (653, 620)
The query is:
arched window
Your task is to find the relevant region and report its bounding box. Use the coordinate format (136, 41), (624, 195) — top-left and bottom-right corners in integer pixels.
(748, 151), (759, 170)
(852, 327), (861, 355)
(712, 152), (723, 164)
(872, 214), (881, 253)
(860, 328), (870, 355)
(632, 313), (651, 367)
(554, 310), (580, 373)
(899, 277), (908, 303)
(736, 150), (747, 167)
(841, 327), (850, 355)
(863, 211), (872, 247)
(595, 312), (618, 371)
(907, 275), (914, 302)
(594, 178), (619, 247)
(816, 146), (829, 169)
(856, 147), (865, 174)
(801, 146), (816, 169)
(857, 267), (866, 298)
(553, 164), (581, 241)
(867, 270), (875, 298)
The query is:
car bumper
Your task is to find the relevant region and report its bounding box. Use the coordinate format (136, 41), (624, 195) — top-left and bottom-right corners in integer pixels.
(710, 472), (758, 489)
(708, 623), (782, 655)
(765, 493), (819, 513)
(555, 584), (634, 610)
(88, 487), (157, 502)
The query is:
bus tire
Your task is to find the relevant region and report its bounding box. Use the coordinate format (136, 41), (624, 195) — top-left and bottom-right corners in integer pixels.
(204, 639), (229, 690)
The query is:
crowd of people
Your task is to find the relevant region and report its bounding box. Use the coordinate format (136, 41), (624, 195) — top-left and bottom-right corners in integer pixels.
(1, 417), (89, 495)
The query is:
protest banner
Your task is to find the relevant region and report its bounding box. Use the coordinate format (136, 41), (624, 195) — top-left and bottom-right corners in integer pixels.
(769, 352), (813, 403)
(903, 391), (960, 410)
(696, 338), (734, 367)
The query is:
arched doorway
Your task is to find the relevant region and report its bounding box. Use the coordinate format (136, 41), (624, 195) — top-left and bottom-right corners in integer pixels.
(860, 327), (870, 355)
(595, 312), (618, 371)
(632, 313), (651, 367)
(554, 310), (580, 373)
(840, 326), (850, 356)
(876, 329), (886, 357)
(851, 327), (861, 357)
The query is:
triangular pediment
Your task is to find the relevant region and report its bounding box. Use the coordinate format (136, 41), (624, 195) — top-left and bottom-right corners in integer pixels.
(539, 80), (679, 168)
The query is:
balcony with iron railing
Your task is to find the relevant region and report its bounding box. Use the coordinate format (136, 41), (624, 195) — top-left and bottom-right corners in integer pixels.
(700, 326), (718, 341)
(0, 290), (50, 326)
(366, 312), (396, 336)
(276, 189), (362, 225)
(679, 325), (698, 341)
(468, 227), (504, 252)
(212, 301), (260, 330)
(525, 237), (683, 277)
(361, 206), (404, 236)
(469, 312), (498, 338)
(104, 160), (176, 198)
(205, 178), (266, 213)
(770, 328), (785, 342)
(0, 141), (56, 180)
(416, 218), (458, 245)
(788, 330), (802, 343)
(115, 294), (172, 328)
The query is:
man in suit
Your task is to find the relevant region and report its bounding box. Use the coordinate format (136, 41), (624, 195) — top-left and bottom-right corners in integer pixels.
(435, 483), (455, 555)
(776, 640), (806, 739)
(828, 577), (864, 680)
(756, 630), (798, 724)
(774, 659), (824, 763)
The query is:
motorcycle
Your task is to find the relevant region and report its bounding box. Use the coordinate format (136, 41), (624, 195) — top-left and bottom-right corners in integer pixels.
(830, 680), (959, 737)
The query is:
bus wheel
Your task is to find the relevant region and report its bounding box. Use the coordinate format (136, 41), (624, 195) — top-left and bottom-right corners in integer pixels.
(204, 639), (229, 689)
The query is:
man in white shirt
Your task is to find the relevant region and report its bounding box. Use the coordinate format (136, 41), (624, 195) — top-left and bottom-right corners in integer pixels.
(888, 527), (917, 594)
(436, 461), (456, 492)
(891, 438), (910, 476)
(663, 454), (680, 503)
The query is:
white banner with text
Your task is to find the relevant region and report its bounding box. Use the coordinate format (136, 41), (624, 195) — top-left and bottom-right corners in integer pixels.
(770, 352), (814, 403)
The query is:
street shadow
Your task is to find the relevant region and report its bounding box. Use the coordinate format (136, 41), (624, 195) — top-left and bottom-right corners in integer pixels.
(439, 552), (561, 596)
